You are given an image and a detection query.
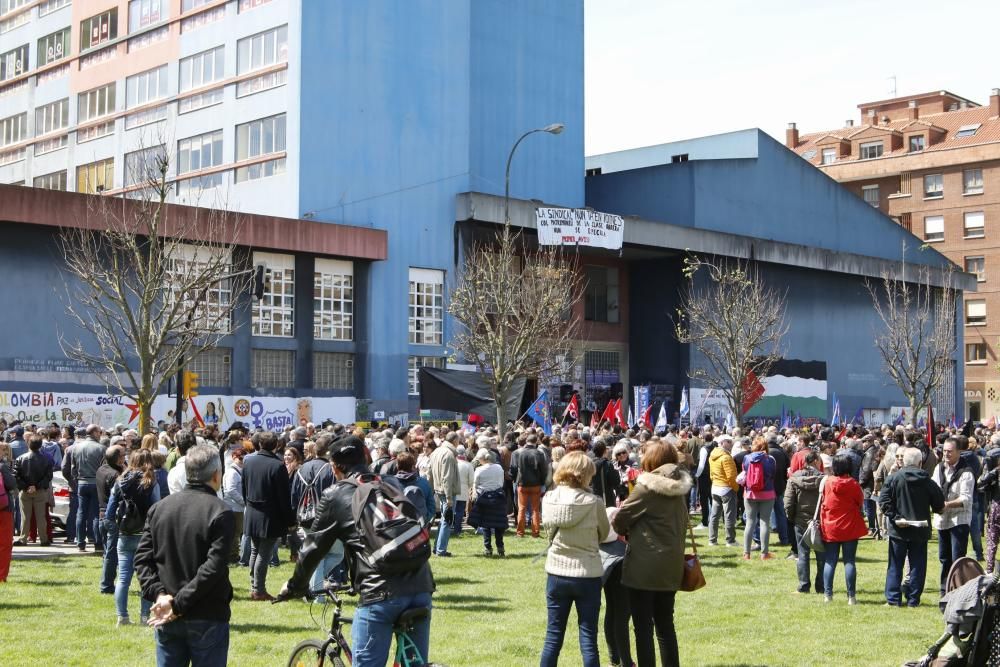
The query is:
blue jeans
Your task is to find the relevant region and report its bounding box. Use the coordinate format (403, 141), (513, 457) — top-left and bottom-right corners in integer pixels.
(452, 500), (466, 535)
(154, 619), (229, 667)
(99, 518), (119, 593)
(540, 574), (601, 667)
(309, 540), (345, 593)
(793, 525), (823, 593)
(939, 523), (971, 595)
(864, 497), (878, 532)
(823, 539), (859, 597)
(116, 534), (152, 620)
(249, 536), (279, 595)
(972, 498), (985, 559)
(886, 537), (928, 606)
(65, 490), (78, 540)
(239, 531), (251, 567)
(351, 591), (432, 667)
(76, 483), (99, 548)
(772, 501), (790, 545)
(435, 494), (452, 555)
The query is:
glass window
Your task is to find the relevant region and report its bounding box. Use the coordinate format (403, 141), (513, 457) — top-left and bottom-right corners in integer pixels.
(126, 65), (169, 108)
(185, 348), (231, 387)
(965, 256), (986, 282)
(924, 173), (944, 198)
(0, 0), (31, 14)
(78, 83), (117, 122)
(314, 258), (353, 341)
(37, 28), (71, 66)
(128, 25), (168, 51)
(179, 46), (224, 92)
(180, 5), (223, 32)
(964, 169), (984, 195)
(908, 135), (925, 152)
(966, 343), (987, 363)
(859, 141), (883, 160)
(164, 244), (232, 334)
(956, 124), (981, 138)
(252, 252), (294, 337)
(966, 300), (987, 326)
(408, 356), (445, 396)
(0, 44), (28, 82)
(34, 98), (69, 153)
(0, 112), (26, 147)
(408, 268), (444, 345)
(181, 0), (212, 10)
(313, 352), (354, 390)
(923, 216), (944, 242)
(584, 266), (620, 323)
(176, 129), (223, 197)
(76, 158), (114, 194)
(80, 9), (118, 51)
(239, 0), (273, 11)
(821, 148), (836, 165)
(965, 211), (985, 239)
(862, 185), (880, 208)
(124, 144), (167, 188)
(129, 0), (165, 33)
(38, 0), (71, 17)
(251, 349), (294, 388)
(33, 170), (67, 190)
(0, 9), (29, 34)
(236, 25), (288, 96)
(235, 113), (286, 182)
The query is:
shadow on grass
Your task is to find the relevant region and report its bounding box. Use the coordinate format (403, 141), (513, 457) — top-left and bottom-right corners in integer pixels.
(434, 576), (478, 586)
(230, 623), (311, 634)
(0, 601), (48, 610)
(433, 593), (512, 613)
(17, 579), (79, 586)
(701, 560), (739, 569)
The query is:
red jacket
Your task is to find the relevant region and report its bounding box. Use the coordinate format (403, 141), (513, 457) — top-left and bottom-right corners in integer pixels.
(819, 475), (868, 543)
(790, 448), (825, 475)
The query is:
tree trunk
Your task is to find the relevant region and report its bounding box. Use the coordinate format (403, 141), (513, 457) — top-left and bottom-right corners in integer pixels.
(138, 400), (151, 436)
(495, 391), (507, 439)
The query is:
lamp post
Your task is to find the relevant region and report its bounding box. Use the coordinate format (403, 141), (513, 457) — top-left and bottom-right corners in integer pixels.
(503, 123), (564, 226)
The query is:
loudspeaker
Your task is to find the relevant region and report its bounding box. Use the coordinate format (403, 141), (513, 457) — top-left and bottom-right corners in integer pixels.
(610, 382), (623, 399)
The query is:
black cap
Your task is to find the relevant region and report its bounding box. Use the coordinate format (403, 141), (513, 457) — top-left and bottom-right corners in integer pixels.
(329, 435), (366, 464)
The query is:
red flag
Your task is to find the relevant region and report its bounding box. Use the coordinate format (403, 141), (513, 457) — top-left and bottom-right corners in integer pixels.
(926, 403), (935, 448)
(640, 404), (653, 428)
(613, 399), (625, 427)
(601, 399), (616, 423)
(562, 394), (579, 422)
(741, 370), (765, 416)
(590, 410), (599, 430)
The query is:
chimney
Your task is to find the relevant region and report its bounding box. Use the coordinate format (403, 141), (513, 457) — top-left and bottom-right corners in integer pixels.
(991, 88), (1000, 117)
(867, 109), (876, 124)
(908, 100), (919, 120)
(785, 122), (799, 148)
(846, 120), (854, 127)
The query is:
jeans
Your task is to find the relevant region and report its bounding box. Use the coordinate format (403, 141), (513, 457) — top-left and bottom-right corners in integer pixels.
(517, 486), (542, 537)
(351, 591), (432, 667)
(452, 499), (466, 535)
(971, 498), (985, 560)
(11, 494), (20, 536)
(116, 533), (152, 620)
(886, 537), (928, 606)
(483, 528), (506, 554)
(864, 497), (878, 532)
(239, 532), (251, 567)
(540, 574), (601, 667)
(249, 536), (279, 595)
(65, 490), (77, 541)
(708, 492), (736, 544)
(629, 587), (679, 667)
(823, 539), (859, 598)
(308, 540), (345, 593)
(154, 618), (229, 667)
(939, 523), (971, 595)
(793, 525), (823, 593)
(603, 565), (632, 667)
(744, 499), (774, 555)
(76, 483), (100, 549)
(698, 478), (711, 526)
(435, 494), (453, 554)
(99, 518), (119, 593)
(772, 499), (790, 545)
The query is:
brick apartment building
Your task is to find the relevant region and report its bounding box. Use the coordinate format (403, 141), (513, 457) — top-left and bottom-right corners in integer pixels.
(787, 89), (1000, 421)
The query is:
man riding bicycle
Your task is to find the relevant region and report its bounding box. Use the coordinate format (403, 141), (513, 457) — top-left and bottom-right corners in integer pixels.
(278, 435), (435, 667)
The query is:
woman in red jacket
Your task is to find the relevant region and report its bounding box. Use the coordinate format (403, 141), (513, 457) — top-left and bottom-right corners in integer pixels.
(820, 454), (868, 605)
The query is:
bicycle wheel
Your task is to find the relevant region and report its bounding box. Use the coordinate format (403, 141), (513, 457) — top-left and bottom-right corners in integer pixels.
(287, 639), (344, 667)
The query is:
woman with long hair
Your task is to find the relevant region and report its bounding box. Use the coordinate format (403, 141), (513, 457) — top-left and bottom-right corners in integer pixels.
(740, 437), (777, 561)
(140, 433), (158, 452)
(819, 454), (868, 605)
(105, 448), (161, 625)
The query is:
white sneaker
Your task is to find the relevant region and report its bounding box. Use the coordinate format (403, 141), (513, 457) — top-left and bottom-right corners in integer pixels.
(824, 595), (832, 603)
(693, 525), (707, 531)
(847, 596), (858, 606)
(116, 617), (131, 627)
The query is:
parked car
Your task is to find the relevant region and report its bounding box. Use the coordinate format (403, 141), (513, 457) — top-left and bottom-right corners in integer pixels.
(50, 471), (71, 530)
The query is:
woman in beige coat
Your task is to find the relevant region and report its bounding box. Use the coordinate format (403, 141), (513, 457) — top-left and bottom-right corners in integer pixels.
(613, 441), (692, 667)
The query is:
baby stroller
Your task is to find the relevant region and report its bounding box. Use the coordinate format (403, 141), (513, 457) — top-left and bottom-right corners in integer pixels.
(906, 557), (1000, 666)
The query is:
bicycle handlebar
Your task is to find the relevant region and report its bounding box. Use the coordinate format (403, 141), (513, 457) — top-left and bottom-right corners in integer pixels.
(271, 582), (355, 604)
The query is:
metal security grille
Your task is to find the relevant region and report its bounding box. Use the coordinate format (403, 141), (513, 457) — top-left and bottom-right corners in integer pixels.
(251, 348), (294, 388)
(313, 352), (354, 390)
(585, 350), (619, 373)
(186, 347), (232, 387)
(583, 350), (620, 413)
(408, 356), (444, 395)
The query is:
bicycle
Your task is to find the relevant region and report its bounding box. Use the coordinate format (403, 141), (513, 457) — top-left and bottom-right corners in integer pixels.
(279, 582), (440, 667)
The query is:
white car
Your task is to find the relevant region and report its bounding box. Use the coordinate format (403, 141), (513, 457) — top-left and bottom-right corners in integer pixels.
(50, 471), (71, 530)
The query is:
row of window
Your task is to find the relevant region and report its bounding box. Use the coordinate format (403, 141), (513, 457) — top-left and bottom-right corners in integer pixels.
(821, 126), (982, 165)
(186, 348), (355, 390)
(966, 342), (988, 364)
(923, 211), (986, 242)
(860, 169), (984, 209)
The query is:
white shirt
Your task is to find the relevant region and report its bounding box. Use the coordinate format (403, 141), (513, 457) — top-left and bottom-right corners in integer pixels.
(456, 458), (474, 502)
(473, 462), (504, 497)
(932, 461), (974, 530)
(167, 456), (187, 495)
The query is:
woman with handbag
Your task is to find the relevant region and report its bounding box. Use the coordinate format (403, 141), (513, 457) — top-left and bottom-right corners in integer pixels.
(612, 441), (692, 667)
(819, 454), (869, 605)
(783, 451), (824, 593)
(467, 448), (508, 557)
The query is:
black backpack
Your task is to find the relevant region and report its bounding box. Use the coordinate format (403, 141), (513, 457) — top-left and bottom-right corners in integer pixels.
(344, 475), (430, 575)
(115, 472), (152, 535)
(296, 463), (330, 528)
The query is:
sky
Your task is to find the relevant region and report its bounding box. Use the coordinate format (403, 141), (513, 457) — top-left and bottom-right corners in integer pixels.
(584, 0), (1000, 156)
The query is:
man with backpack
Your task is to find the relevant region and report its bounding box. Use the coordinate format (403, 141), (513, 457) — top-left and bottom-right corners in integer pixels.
(292, 434), (344, 593)
(278, 435), (435, 667)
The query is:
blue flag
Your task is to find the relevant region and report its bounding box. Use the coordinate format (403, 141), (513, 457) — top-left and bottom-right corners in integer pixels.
(830, 393), (841, 426)
(679, 387), (689, 419)
(526, 390), (553, 435)
(851, 406), (864, 426)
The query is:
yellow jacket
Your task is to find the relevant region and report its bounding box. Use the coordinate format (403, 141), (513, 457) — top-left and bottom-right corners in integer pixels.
(709, 446), (738, 492)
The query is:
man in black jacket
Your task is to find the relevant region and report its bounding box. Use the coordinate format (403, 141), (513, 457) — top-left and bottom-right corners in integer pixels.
(510, 435), (549, 538)
(588, 439), (619, 508)
(241, 431), (294, 601)
(96, 445), (125, 594)
(278, 436), (435, 667)
(136, 443), (234, 667)
(879, 447), (946, 607)
(14, 435), (53, 546)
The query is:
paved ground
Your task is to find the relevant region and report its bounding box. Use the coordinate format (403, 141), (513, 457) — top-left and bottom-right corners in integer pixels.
(12, 540), (101, 560)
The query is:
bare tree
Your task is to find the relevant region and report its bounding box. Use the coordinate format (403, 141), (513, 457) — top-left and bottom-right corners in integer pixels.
(448, 225), (584, 434)
(674, 257), (788, 424)
(867, 261), (957, 420)
(58, 143), (249, 434)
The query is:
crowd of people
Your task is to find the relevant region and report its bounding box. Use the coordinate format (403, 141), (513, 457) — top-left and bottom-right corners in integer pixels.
(1, 413), (998, 666)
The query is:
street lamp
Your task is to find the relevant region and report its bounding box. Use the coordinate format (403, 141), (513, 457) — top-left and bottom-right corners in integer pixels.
(504, 123), (565, 226)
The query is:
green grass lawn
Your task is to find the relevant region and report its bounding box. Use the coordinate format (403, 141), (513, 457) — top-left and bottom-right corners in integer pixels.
(0, 524), (948, 666)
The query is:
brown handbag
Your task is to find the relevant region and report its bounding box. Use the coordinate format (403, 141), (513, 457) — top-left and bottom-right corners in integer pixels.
(681, 521), (707, 592)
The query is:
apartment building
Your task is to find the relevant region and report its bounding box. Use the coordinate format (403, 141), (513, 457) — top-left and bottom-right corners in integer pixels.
(788, 89), (1000, 420)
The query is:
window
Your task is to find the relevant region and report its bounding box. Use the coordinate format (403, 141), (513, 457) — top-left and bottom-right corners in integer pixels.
(38, 0), (71, 16)
(0, 0), (30, 14)
(923, 215), (944, 242)
(821, 148), (836, 165)
(583, 350), (620, 414)
(128, 25), (168, 51)
(965, 256), (986, 282)
(966, 300), (987, 326)
(252, 252), (294, 337)
(908, 135), (925, 152)
(33, 170), (67, 190)
(408, 356), (444, 396)
(0, 10), (28, 34)
(181, 0), (212, 10)
(584, 265), (620, 323)
(239, 0), (274, 11)
(862, 185), (880, 208)
(34, 98), (68, 153)
(235, 113), (286, 182)
(126, 65), (168, 108)
(236, 25), (288, 96)
(966, 343), (987, 364)
(965, 211), (985, 239)
(180, 5), (223, 32)
(800, 149), (816, 161)
(129, 0), (165, 32)
(176, 129), (223, 197)
(408, 268), (444, 345)
(164, 244), (232, 333)
(860, 141), (883, 160)
(670, 153), (688, 163)
(76, 158), (114, 194)
(314, 258), (354, 341)
(179, 46), (224, 91)
(0, 112), (26, 148)
(185, 348), (231, 387)
(124, 144), (166, 188)
(78, 83), (116, 122)
(924, 173), (943, 198)
(0, 44), (28, 82)
(37, 28), (70, 66)
(251, 349), (294, 388)
(80, 9), (117, 51)
(313, 352), (354, 390)
(957, 124), (981, 138)
(964, 169), (984, 195)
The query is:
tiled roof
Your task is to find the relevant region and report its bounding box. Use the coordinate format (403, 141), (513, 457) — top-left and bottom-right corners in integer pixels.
(792, 105), (1000, 161)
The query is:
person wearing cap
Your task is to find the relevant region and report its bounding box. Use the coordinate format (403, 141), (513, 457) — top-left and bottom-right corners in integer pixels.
(708, 434), (739, 547)
(279, 436), (436, 667)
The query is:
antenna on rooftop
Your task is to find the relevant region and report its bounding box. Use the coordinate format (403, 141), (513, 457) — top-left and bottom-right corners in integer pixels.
(888, 75), (897, 97)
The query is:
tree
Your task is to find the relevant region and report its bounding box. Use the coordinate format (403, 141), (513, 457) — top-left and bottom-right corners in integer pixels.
(867, 261), (957, 421)
(448, 225), (584, 434)
(58, 145), (249, 434)
(674, 257), (788, 424)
